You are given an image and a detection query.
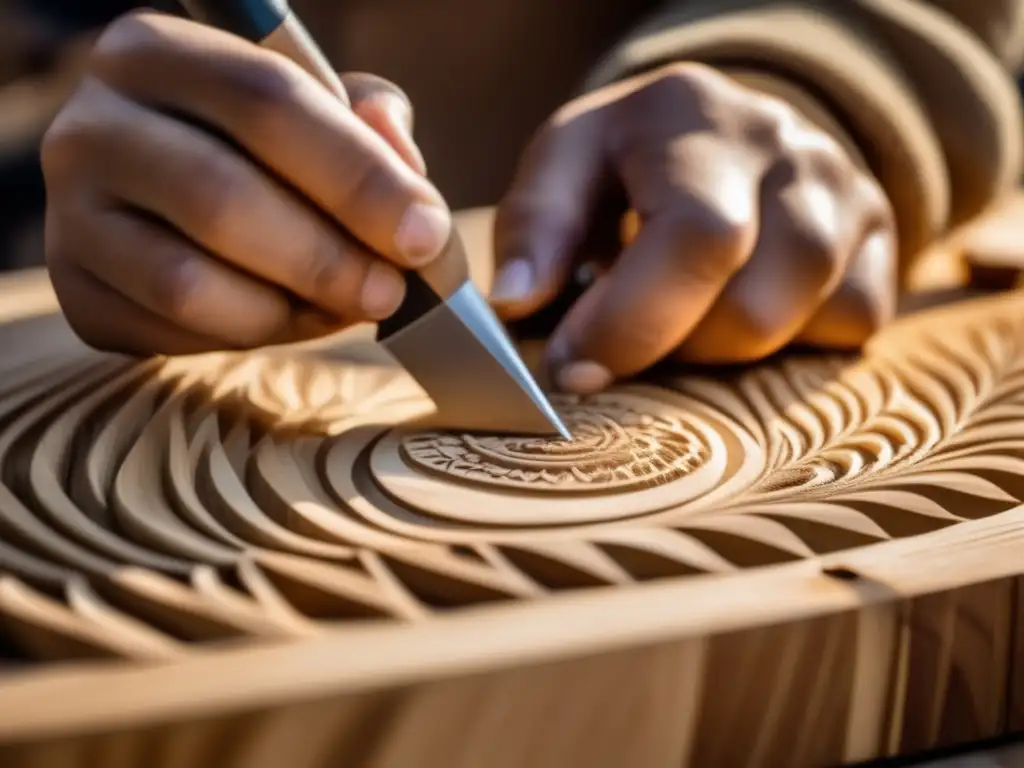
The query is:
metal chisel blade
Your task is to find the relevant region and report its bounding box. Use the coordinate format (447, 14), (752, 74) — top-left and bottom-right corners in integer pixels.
(379, 279), (571, 439)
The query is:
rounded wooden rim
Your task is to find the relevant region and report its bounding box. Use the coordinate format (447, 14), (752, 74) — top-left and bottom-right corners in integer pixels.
(0, 502), (1018, 742)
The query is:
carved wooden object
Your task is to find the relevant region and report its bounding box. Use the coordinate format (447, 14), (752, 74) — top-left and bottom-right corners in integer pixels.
(0, 209), (1023, 767)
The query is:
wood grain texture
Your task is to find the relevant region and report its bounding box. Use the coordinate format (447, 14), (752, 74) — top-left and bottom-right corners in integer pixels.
(0, 209), (1023, 766)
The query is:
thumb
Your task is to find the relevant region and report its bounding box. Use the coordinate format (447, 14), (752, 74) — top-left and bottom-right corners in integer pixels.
(339, 72), (427, 175)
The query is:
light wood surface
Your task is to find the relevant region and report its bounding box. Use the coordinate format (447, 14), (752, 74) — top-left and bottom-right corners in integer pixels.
(0, 208), (1023, 766)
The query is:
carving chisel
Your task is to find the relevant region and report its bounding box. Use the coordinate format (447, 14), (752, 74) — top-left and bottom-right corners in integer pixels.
(179, 0), (571, 439)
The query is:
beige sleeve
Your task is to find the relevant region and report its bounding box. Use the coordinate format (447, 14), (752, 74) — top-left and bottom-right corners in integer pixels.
(582, 0), (1024, 275)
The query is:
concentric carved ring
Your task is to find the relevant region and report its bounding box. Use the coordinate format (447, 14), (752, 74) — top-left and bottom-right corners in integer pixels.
(400, 392), (711, 493)
(367, 389), (757, 525)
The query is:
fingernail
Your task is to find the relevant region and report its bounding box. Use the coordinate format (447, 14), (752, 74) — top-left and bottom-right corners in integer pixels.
(395, 202), (450, 265)
(490, 259), (534, 303)
(361, 261), (406, 320)
(556, 360), (613, 395)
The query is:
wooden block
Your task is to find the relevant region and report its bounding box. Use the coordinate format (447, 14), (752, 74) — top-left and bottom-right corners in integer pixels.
(894, 580), (1015, 754)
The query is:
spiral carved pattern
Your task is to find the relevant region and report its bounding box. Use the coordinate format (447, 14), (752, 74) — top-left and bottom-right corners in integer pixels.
(399, 393), (711, 492)
(0, 289), (1023, 666)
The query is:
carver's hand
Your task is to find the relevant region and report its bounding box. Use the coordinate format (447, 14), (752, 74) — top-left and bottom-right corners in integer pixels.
(492, 63), (897, 394)
(43, 11), (448, 356)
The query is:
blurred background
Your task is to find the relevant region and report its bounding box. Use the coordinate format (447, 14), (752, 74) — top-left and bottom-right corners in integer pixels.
(0, 0), (647, 279)
(2, 1), (1024, 277)
(0, 1), (146, 271)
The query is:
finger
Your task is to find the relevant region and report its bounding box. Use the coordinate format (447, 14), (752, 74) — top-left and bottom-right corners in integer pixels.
(546, 155), (760, 391)
(50, 191), (348, 349)
(51, 252), (343, 356)
(89, 11), (449, 268)
(490, 104), (608, 320)
(341, 72), (426, 175)
(678, 164), (857, 363)
(59, 79), (406, 324)
(46, 257), (234, 357)
(796, 227), (897, 348)
(797, 174), (897, 348)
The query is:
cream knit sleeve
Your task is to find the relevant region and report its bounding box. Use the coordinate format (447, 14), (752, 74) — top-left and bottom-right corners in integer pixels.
(582, 0), (1024, 271)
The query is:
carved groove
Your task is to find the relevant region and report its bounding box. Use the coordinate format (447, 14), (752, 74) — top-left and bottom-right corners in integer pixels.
(0, 291), (1019, 658)
(400, 392), (710, 492)
(1, 258), (1024, 765)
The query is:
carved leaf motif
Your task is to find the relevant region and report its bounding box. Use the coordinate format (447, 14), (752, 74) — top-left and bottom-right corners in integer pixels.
(664, 300), (1024, 557)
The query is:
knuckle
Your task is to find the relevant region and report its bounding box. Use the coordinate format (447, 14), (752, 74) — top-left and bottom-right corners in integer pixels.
(331, 153), (398, 219)
(670, 210), (751, 280)
(744, 97), (797, 151)
(769, 127), (852, 193)
(343, 72), (411, 111)
(289, 236), (352, 302)
(40, 113), (80, 183)
(804, 144), (850, 188)
(42, 76), (132, 186)
(774, 183), (847, 284)
(90, 10), (162, 69)
(649, 61), (721, 96)
(759, 94), (799, 128)
(620, 62), (723, 117)
(225, 57), (305, 136)
(40, 92), (100, 183)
